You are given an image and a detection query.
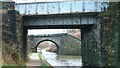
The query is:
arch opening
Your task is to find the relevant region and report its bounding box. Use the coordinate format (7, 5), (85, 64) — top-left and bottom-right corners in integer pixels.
(36, 39), (59, 54)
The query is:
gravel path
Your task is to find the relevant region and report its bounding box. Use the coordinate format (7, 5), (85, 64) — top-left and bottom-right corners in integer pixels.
(26, 53), (41, 68)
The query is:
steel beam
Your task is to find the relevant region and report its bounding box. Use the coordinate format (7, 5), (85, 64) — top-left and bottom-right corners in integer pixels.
(15, 1), (108, 15)
(23, 14), (96, 26)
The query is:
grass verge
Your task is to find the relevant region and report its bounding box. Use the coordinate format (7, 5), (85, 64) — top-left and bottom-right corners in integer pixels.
(38, 53), (53, 68)
(2, 64), (26, 68)
(28, 52), (33, 58)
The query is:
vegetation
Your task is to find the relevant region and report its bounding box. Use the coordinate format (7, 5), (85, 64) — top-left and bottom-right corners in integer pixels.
(57, 55), (81, 60)
(80, 2), (120, 66)
(1, 2), (24, 67)
(28, 52), (33, 58)
(97, 2), (120, 66)
(2, 41), (25, 67)
(60, 35), (81, 56)
(38, 53), (53, 68)
(27, 36), (35, 53)
(101, 1), (120, 64)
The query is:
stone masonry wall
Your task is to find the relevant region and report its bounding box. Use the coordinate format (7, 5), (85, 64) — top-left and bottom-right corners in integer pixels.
(118, 2), (120, 67)
(100, 15), (118, 66)
(1, 2), (23, 65)
(60, 35), (81, 56)
(99, 2), (120, 66)
(0, 1), (2, 66)
(81, 24), (101, 66)
(81, 2), (120, 67)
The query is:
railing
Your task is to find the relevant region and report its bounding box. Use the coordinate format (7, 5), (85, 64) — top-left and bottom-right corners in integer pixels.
(15, 1), (108, 15)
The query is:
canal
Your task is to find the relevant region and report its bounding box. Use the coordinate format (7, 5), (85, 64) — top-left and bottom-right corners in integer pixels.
(41, 50), (82, 67)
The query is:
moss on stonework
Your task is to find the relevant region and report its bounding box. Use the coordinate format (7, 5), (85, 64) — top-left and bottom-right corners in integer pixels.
(81, 26), (100, 66)
(2, 2), (24, 66)
(97, 2), (120, 66)
(2, 41), (25, 66)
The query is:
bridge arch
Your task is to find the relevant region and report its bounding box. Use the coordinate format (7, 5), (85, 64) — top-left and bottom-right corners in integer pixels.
(35, 39), (59, 54)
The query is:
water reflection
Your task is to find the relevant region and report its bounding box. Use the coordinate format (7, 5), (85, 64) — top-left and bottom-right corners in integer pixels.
(41, 50), (82, 67)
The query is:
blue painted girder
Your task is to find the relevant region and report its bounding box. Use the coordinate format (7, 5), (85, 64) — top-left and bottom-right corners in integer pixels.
(15, 1), (108, 15)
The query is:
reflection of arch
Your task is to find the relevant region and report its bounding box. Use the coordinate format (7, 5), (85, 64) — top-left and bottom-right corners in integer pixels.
(35, 39), (59, 54)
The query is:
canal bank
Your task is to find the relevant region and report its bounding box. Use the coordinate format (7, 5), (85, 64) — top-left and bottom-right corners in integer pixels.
(26, 52), (53, 68)
(41, 50), (82, 67)
(26, 50), (82, 68)
(26, 53), (41, 68)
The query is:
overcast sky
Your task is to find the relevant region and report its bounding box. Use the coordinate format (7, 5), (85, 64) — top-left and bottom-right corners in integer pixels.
(28, 29), (67, 35)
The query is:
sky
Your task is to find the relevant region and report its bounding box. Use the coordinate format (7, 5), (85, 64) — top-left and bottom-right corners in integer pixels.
(28, 29), (67, 35)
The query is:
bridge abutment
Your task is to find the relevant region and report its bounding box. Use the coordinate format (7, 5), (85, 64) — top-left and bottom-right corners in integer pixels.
(81, 25), (101, 66)
(118, 2), (120, 67)
(81, 11), (120, 67)
(0, 1), (2, 66)
(99, 14), (119, 66)
(1, 1), (24, 65)
(22, 27), (28, 61)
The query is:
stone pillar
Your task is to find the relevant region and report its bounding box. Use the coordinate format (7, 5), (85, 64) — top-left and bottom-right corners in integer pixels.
(118, 2), (120, 67)
(81, 25), (101, 66)
(81, 28), (88, 66)
(22, 27), (28, 61)
(100, 13), (119, 66)
(0, 1), (2, 67)
(116, 1), (120, 68)
(1, 1), (24, 65)
(56, 36), (61, 54)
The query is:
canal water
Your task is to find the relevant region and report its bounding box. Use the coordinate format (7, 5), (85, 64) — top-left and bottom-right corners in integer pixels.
(41, 50), (82, 67)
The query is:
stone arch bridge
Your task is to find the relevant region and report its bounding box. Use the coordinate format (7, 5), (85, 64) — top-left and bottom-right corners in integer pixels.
(28, 33), (81, 54)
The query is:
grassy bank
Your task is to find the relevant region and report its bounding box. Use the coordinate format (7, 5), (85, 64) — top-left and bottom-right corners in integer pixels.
(38, 53), (53, 68)
(28, 52), (33, 60)
(2, 41), (26, 67)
